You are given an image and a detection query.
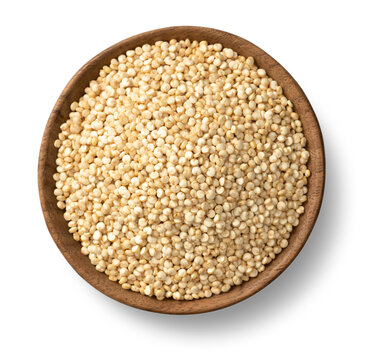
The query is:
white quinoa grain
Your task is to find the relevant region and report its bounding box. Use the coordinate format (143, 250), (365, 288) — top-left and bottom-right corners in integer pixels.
(54, 39), (310, 301)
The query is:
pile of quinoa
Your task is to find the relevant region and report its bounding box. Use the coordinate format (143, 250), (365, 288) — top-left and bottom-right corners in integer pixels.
(54, 39), (310, 300)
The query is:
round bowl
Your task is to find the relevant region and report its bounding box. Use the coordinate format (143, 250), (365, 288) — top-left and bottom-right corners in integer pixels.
(38, 26), (325, 314)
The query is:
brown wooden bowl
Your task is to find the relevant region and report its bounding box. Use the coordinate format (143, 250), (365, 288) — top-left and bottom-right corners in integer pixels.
(38, 26), (325, 314)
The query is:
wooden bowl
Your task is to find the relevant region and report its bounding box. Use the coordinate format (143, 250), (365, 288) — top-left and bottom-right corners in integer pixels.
(38, 26), (325, 314)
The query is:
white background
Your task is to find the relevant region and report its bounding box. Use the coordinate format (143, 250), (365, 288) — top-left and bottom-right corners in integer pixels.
(1, 0), (372, 359)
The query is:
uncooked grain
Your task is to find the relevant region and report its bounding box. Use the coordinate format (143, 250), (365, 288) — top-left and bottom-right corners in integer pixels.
(54, 39), (310, 300)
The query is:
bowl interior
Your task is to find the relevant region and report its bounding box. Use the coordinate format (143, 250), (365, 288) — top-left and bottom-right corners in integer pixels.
(38, 26), (325, 314)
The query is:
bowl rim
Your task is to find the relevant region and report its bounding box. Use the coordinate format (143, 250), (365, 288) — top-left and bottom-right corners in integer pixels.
(38, 25), (325, 314)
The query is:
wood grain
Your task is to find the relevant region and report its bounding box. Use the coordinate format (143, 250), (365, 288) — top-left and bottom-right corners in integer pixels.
(38, 26), (325, 314)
